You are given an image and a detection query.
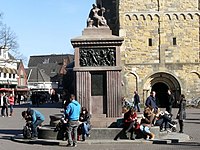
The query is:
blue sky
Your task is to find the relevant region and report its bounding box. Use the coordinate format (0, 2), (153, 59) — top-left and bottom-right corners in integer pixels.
(0, 0), (95, 64)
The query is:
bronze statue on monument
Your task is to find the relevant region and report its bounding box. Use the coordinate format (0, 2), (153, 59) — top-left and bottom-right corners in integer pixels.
(87, 4), (108, 28)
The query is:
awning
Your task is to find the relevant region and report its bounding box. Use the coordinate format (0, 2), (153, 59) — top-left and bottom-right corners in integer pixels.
(0, 67), (17, 74)
(15, 88), (30, 91)
(0, 88), (13, 92)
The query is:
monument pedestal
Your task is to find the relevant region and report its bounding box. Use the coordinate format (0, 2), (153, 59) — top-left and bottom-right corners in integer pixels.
(71, 27), (124, 120)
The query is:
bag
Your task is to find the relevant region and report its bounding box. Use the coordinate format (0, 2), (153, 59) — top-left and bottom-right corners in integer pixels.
(23, 125), (32, 139)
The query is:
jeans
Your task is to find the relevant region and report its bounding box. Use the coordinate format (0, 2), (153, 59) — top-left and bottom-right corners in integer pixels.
(32, 119), (44, 137)
(140, 125), (151, 134)
(1, 105), (8, 116)
(134, 103), (140, 112)
(10, 105), (14, 115)
(67, 120), (79, 145)
(81, 122), (90, 139)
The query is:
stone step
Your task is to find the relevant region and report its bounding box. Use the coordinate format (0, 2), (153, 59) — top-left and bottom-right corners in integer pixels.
(91, 117), (119, 128)
(90, 114), (143, 128)
(38, 125), (165, 141)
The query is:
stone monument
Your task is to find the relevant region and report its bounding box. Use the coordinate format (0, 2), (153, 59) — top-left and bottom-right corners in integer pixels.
(71, 4), (124, 124)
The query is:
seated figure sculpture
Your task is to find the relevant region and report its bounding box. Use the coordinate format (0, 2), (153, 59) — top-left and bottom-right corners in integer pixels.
(87, 4), (108, 28)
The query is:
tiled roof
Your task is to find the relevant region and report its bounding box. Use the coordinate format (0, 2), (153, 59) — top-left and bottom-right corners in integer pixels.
(27, 67), (50, 82)
(28, 54), (74, 67)
(37, 63), (61, 78)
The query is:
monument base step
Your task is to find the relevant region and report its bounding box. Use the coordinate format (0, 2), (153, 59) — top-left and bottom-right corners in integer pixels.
(38, 126), (164, 140)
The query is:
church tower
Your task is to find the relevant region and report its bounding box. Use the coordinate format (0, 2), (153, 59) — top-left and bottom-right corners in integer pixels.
(101, 0), (200, 106)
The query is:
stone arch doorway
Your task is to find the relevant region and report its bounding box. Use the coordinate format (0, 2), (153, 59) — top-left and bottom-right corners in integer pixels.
(152, 82), (169, 107)
(143, 72), (181, 108)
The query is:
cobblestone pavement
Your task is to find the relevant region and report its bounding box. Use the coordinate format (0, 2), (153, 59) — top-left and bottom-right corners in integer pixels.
(0, 102), (199, 150)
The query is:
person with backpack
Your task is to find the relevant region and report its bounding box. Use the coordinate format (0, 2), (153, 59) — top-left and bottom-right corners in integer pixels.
(22, 108), (45, 139)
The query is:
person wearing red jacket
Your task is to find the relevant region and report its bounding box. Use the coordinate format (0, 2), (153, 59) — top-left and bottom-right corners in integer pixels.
(8, 94), (14, 116)
(123, 107), (138, 140)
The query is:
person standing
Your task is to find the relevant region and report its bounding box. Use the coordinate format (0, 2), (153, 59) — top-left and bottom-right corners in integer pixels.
(1, 93), (9, 117)
(166, 90), (175, 114)
(8, 93), (14, 116)
(65, 94), (81, 147)
(133, 91), (140, 112)
(177, 94), (186, 133)
(51, 89), (59, 103)
(145, 91), (158, 114)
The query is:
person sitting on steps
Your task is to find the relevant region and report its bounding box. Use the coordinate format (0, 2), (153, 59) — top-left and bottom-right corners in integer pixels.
(139, 107), (155, 140)
(123, 107), (138, 140)
(78, 107), (91, 141)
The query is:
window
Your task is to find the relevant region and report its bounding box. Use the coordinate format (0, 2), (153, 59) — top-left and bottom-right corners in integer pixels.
(148, 38), (153, 46)
(9, 74), (11, 78)
(4, 73), (6, 78)
(43, 58), (49, 64)
(173, 37), (177, 45)
(13, 74), (15, 78)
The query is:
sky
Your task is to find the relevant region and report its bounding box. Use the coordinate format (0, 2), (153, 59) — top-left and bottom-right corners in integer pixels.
(0, 0), (95, 65)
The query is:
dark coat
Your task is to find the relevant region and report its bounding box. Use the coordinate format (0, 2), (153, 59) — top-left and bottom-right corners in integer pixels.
(79, 112), (91, 125)
(134, 94), (140, 104)
(168, 94), (175, 106)
(145, 96), (158, 112)
(177, 99), (186, 120)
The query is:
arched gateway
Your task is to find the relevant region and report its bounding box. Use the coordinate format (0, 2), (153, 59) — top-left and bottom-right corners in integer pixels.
(143, 72), (181, 108)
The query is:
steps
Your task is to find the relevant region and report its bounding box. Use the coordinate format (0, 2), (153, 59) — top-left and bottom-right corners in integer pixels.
(38, 126), (165, 140)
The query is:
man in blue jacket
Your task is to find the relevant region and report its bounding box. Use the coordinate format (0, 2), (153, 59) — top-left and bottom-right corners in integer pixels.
(65, 94), (81, 147)
(145, 91), (158, 113)
(22, 108), (45, 139)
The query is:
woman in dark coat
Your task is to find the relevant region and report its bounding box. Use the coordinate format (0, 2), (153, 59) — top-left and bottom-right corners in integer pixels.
(177, 94), (186, 133)
(78, 107), (91, 141)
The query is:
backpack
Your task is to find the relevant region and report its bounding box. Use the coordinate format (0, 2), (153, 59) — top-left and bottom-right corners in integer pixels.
(23, 123), (32, 139)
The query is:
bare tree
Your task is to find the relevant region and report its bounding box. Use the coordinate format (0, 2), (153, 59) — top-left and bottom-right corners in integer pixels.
(0, 24), (19, 51)
(0, 12), (27, 63)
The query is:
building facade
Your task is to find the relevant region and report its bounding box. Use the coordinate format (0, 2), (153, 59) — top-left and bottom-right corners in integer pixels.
(26, 54), (74, 94)
(0, 47), (18, 90)
(100, 0), (200, 107)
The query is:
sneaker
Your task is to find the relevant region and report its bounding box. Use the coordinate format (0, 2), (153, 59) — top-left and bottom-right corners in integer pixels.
(86, 134), (90, 137)
(130, 137), (135, 140)
(73, 144), (77, 147)
(30, 137), (37, 140)
(160, 128), (166, 132)
(66, 144), (73, 147)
